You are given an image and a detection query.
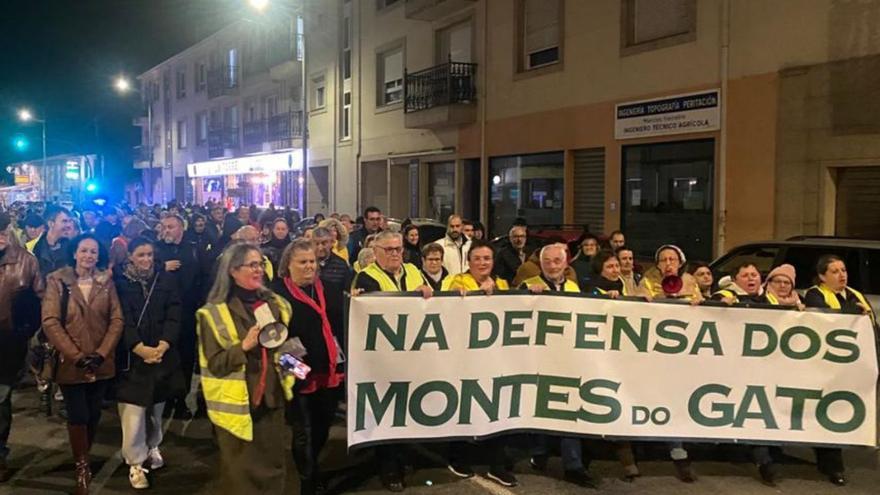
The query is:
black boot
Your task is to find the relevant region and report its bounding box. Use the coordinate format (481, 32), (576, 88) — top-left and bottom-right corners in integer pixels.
(67, 424), (91, 495)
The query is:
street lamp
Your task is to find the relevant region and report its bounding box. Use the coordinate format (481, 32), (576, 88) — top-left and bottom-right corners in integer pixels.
(246, 0), (308, 214)
(16, 108), (47, 200)
(114, 75), (155, 204)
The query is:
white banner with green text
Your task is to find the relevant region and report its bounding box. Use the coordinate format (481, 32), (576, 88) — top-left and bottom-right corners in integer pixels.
(347, 293), (878, 448)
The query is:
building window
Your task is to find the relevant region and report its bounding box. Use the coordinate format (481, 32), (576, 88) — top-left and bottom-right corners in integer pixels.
(621, 0), (696, 54)
(377, 46), (403, 106)
(518, 0), (563, 72)
(196, 112), (208, 144)
(177, 120), (187, 149)
(621, 139), (714, 261)
(489, 152), (564, 237)
(376, 0), (400, 11)
(176, 69), (186, 99)
(341, 91), (351, 140)
(342, 3), (352, 80)
(312, 74), (326, 110)
(196, 61), (207, 92)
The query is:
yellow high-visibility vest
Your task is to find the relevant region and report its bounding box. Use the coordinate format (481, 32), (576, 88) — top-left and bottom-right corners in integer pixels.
(196, 295), (294, 441)
(441, 272), (510, 291)
(361, 262), (425, 292)
(522, 275), (579, 293)
(25, 233), (41, 254)
(713, 289), (739, 302)
(810, 284), (875, 325)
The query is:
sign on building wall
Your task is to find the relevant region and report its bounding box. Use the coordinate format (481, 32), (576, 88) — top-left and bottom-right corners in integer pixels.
(615, 89), (720, 140)
(187, 150), (303, 178)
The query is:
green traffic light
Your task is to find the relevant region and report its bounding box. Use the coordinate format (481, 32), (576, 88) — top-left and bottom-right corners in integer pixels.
(12, 134), (29, 152)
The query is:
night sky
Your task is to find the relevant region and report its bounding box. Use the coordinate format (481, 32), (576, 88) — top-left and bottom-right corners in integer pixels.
(0, 0), (247, 189)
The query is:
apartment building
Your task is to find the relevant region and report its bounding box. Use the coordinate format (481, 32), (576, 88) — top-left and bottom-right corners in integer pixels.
(134, 18), (305, 209)
(302, 0), (880, 261)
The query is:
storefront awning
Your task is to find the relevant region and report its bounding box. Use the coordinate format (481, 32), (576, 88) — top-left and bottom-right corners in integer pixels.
(187, 150), (304, 178)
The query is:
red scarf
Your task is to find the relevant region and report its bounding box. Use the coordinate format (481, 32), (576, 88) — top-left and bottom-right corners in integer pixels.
(283, 276), (344, 393)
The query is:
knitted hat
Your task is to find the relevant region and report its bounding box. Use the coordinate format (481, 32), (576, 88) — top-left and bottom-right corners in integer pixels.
(767, 264), (796, 286)
(655, 244), (686, 264)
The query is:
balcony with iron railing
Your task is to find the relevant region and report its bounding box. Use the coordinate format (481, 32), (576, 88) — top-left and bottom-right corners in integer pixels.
(404, 59), (477, 129)
(241, 110), (304, 152)
(207, 126), (240, 158)
(405, 0), (476, 20)
(207, 65), (239, 98)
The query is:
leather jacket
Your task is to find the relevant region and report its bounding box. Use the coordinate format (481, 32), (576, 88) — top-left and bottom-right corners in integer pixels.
(0, 246), (44, 335)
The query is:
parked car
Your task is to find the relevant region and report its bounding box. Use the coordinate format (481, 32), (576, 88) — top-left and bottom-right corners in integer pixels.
(384, 217), (446, 244)
(709, 236), (880, 307)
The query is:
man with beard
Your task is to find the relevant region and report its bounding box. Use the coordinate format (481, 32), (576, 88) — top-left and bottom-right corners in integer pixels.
(440, 214), (470, 276)
(155, 214), (207, 418)
(0, 213), (44, 482)
(348, 206), (383, 265)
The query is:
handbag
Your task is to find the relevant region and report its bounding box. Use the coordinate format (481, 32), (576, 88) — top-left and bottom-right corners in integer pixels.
(37, 281), (69, 383)
(121, 273), (159, 372)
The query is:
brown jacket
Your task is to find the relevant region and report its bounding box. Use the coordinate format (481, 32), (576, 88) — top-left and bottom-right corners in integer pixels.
(41, 267), (124, 385)
(0, 245), (44, 333)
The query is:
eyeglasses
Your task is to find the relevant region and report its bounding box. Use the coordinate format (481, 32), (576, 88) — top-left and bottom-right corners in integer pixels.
(375, 246), (403, 254)
(237, 261), (265, 272)
(769, 278), (792, 286)
(424, 257), (442, 262)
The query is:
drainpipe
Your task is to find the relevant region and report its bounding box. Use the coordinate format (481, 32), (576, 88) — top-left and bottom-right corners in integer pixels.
(356, 0), (364, 213)
(716, 0), (730, 257)
(479, 0), (489, 225)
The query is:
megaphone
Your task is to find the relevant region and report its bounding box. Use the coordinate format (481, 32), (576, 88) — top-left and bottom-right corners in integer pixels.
(259, 321), (289, 349)
(661, 275), (684, 297)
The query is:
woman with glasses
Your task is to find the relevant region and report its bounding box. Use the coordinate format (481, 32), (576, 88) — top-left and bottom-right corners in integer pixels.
(197, 243), (296, 494)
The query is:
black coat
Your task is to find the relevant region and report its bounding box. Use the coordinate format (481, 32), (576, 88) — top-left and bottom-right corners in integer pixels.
(154, 239), (207, 310)
(113, 268), (185, 407)
(494, 245), (532, 285)
(319, 252), (353, 290)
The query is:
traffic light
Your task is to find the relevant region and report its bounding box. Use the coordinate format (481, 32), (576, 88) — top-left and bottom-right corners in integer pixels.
(11, 134), (29, 152)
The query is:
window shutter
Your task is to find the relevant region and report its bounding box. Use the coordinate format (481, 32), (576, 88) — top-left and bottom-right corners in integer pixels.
(633, 0), (690, 44)
(524, 0), (560, 54)
(384, 50), (403, 85)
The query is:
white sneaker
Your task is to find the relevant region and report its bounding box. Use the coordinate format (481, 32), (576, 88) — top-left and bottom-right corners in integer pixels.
(147, 447), (164, 470)
(129, 465), (150, 489)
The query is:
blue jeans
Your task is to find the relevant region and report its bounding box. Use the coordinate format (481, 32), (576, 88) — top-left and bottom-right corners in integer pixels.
(532, 435), (586, 471)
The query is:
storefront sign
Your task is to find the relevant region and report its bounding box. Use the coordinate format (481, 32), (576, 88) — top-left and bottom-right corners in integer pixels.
(348, 293), (877, 448)
(615, 89), (720, 140)
(14, 175), (30, 185)
(187, 150), (303, 178)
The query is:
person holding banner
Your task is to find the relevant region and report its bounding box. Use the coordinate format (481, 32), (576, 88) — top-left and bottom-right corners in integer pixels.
(712, 262), (763, 304)
(584, 250), (627, 297)
(197, 243), (295, 494)
(272, 239), (345, 495)
(804, 254), (876, 486)
(521, 243), (602, 488)
(351, 230), (431, 492)
(442, 239), (518, 487)
(420, 243), (448, 292)
(637, 244), (703, 303)
(760, 264), (803, 309)
(635, 244), (699, 482)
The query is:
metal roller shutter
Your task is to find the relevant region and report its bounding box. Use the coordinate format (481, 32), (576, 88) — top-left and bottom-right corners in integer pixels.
(573, 148), (605, 234)
(836, 166), (880, 239)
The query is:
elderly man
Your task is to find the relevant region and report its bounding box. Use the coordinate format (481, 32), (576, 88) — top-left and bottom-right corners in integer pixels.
(519, 244), (597, 487)
(352, 230), (430, 492)
(495, 225), (530, 284)
(312, 226), (352, 289)
(0, 213), (44, 482)
(440, 214), (470, 276)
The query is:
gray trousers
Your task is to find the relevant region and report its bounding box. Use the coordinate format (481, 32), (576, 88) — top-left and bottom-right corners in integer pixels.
(118, 402), (165, 466)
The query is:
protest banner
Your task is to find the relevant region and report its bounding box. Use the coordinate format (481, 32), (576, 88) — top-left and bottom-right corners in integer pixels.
(347, 293), (878, 449)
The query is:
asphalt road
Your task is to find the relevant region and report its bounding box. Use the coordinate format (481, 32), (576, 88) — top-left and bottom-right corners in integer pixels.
(1, 387), (878, 495)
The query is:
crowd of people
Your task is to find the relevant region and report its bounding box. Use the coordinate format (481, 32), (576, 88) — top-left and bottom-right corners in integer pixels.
(0, 199), (875, 494)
